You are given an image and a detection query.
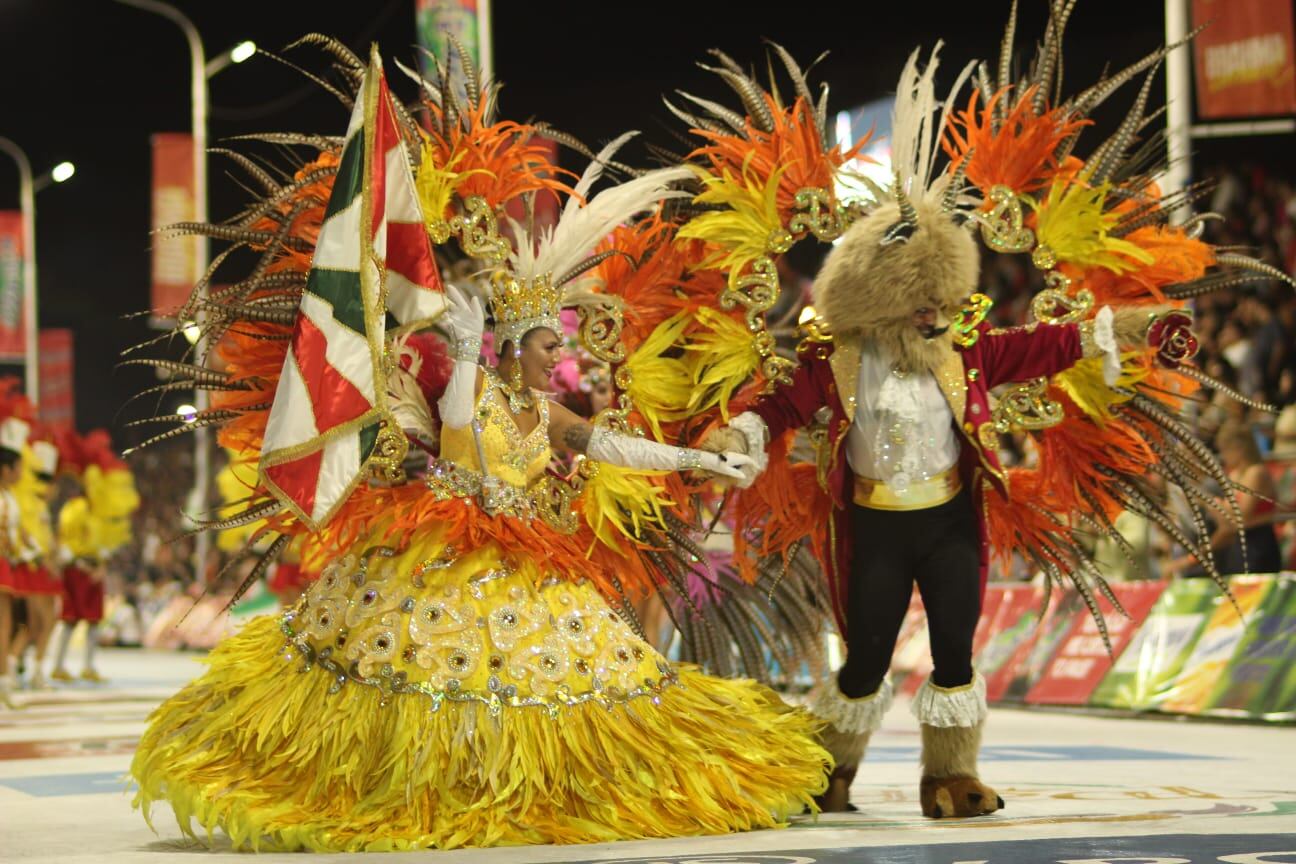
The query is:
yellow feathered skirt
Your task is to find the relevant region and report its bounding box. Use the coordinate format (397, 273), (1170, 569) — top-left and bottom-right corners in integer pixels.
(131, 525), (829, 851)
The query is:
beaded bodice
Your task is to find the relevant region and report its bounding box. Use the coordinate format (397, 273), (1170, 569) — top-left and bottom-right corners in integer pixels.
(438, 368), (551, 490)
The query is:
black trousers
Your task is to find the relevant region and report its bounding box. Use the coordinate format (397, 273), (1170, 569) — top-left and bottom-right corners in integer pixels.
(837, 486), (981, 698)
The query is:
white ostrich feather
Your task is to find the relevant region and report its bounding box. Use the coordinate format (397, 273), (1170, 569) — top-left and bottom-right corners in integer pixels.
(510, 133), (691, 285)
(889, 42), (975, 197)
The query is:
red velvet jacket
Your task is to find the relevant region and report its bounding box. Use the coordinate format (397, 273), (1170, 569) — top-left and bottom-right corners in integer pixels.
(752, 322), (1083, 636)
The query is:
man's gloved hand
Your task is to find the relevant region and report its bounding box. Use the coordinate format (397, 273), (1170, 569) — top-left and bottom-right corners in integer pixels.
(699, 425), (749, 456)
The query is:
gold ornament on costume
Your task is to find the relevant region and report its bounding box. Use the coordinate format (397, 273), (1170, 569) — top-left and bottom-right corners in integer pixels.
(787, 187), (850, 242)
(720, 256), (795, 386)
(976, 185), (1035, 254)
(951, 293), (994, 348)
(1031, 276), (1095, 325)
(1031, 243), (1058, 270)
(448, 196), (509, 264)
(990, 377), (1065, 435)
(533, 475), (581, 534)
(577, 302), (626, 363)
(368, 426), (410, 485)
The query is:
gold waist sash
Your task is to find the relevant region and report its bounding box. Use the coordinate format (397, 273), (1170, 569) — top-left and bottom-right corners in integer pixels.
(853, 466), (962, 511)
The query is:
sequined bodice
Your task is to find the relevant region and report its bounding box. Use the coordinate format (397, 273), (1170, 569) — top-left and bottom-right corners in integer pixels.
(438, 369), (551, 489)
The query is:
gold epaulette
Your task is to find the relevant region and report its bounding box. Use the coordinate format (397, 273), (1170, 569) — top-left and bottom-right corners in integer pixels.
(796, 319), (833, 355)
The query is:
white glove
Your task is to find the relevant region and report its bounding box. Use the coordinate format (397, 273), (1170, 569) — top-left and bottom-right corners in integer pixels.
(441, 283), (485, 354)
(437, 284), (486, 430)
(587, 427), (754, 480)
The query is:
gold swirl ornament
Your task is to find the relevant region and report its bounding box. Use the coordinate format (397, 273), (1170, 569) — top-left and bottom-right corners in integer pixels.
(975, 185), (1036, 254)
(1030, 274), (1095, 325)
(951, 293), (994, 348)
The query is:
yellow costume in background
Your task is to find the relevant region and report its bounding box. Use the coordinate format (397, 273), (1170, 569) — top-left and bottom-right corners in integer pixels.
(131, 375), (828, 852)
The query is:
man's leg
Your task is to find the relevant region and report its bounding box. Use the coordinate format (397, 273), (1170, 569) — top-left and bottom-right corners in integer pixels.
(810, 504), (915, 812)
(912, 489), (1000, 818)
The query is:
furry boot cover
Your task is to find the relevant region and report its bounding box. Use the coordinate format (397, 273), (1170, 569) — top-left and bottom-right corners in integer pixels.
(912, 674), (1003, 818)
(808, 675), (893, 812)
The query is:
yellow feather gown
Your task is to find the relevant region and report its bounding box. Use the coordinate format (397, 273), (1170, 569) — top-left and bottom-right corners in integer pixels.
(131, 377), (829, 852)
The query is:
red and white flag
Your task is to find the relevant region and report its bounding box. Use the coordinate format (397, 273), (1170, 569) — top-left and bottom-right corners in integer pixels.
(260, 48), (446, 528)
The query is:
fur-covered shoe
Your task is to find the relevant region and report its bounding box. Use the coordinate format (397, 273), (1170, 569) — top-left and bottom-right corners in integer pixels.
(920, 774), (1003, 818)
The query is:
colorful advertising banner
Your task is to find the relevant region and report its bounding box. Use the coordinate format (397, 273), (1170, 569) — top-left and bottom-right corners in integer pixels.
(151, 133), (196, 322)
(1089, 578), (1219, 710)
(1001, 591), (1086, 702)
(1192, 0), (1296, 118)
(1026, 581), (1167, 706)
(0, 211), (27, 361)
(37, 329), (74, 431)
(978, 584), (1045, 703)
(1200, 576), (1296, 719)
(416, 0), (479, 83)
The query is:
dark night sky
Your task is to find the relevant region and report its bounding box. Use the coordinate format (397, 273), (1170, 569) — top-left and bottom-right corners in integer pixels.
(0, 0), (1174, 441)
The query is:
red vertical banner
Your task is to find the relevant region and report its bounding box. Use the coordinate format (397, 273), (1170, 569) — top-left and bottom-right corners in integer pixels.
(1193, 0), (1296, 118)
(151, 133), (196, 322)
(37, 329), (74, 431)
(0, 211), (27, 360)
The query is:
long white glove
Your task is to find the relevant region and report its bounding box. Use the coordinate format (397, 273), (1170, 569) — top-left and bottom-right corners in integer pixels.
(437, 284), (486, 430)
(588, 427), (753, 480)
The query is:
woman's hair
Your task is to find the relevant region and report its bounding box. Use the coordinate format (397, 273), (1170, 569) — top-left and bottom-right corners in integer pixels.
(1216, 421), (1262, 465)
(0, 449), (18, 471)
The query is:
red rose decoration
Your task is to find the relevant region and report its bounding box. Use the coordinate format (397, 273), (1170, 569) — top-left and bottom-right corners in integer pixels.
(1148, 311), (1199, 368)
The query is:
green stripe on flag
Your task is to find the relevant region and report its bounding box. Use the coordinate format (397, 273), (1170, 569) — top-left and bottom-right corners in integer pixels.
(326, 133), (364, 220)
(359, 422), (380, 462)
(306, 268), (367, 335)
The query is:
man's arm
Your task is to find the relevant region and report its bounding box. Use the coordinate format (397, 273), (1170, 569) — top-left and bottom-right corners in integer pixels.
(749, 351), (832, 441)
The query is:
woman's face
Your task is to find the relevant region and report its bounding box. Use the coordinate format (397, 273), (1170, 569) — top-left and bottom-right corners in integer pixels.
(517, 328), (562, 392)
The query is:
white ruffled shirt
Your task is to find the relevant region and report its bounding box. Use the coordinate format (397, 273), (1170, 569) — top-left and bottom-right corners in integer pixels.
(847, 343), (960, 488)
(846, 308), (1119, 488)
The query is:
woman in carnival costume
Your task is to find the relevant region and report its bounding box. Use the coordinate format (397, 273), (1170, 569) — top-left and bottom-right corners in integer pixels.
(9, 436), (65, 690)
(0, 412), (31, 706)
(51, 431), (140, 683)
(128, 41), (827, 852)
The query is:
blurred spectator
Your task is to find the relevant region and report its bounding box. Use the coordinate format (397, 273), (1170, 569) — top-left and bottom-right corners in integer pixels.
(1163, 422), (1281, 577)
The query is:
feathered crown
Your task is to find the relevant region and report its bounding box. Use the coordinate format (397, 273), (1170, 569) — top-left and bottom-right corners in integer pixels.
(489, 132), (691, 347)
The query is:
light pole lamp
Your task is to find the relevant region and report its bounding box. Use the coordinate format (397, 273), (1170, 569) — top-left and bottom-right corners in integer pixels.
(115, 0), (259, 586)
(0, 138), (76, 406)
(116, 0), (232, 590)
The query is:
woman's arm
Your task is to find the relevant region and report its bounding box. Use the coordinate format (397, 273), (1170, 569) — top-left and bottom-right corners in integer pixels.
(436, 285), (487, 430)
(547, 401), (750, 478)
(548, 401), (595, 455)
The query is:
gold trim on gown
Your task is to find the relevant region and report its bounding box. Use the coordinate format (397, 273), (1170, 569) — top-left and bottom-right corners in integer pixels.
(131, 373), (829, 851)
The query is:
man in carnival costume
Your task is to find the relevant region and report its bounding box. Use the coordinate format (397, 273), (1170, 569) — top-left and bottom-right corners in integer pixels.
(703, 10), (1273, 816)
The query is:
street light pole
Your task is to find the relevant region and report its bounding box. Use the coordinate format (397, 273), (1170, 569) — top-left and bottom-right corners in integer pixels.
(0, 137), (39, 405)
(1163, 0), (1192, 205)
(115, 0), (211, 584)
